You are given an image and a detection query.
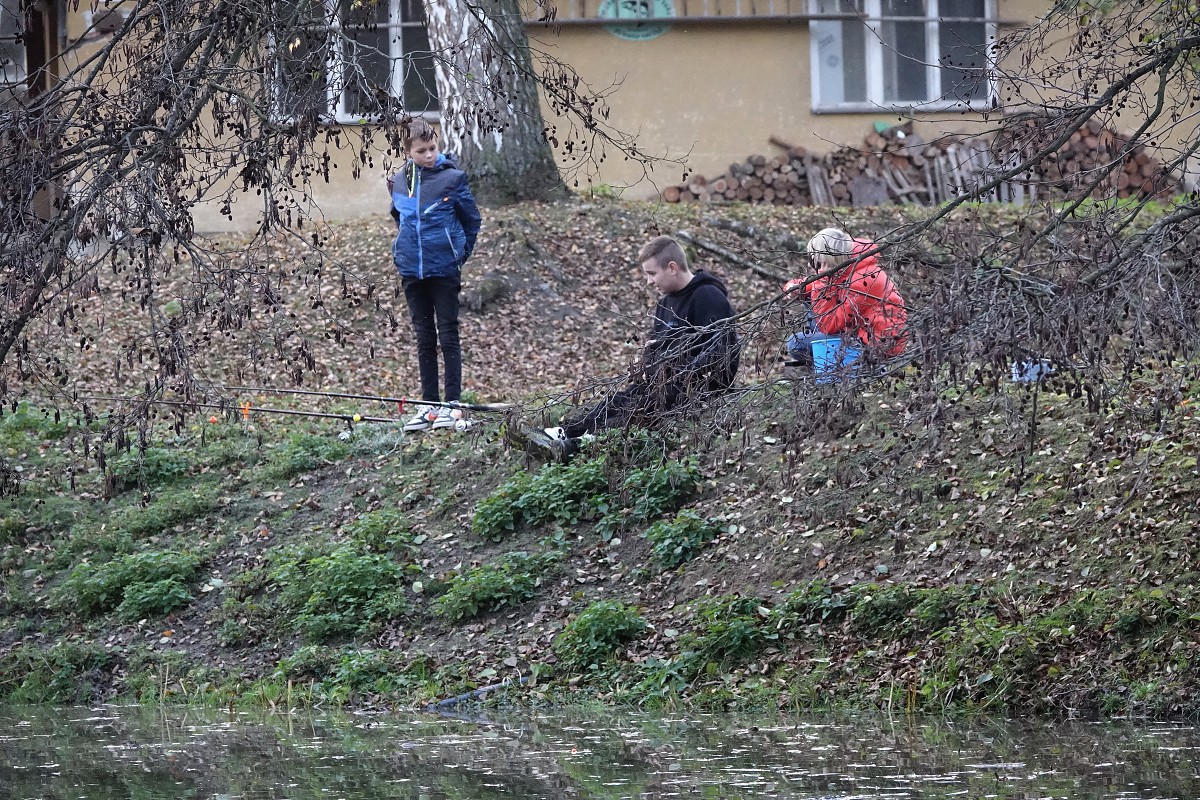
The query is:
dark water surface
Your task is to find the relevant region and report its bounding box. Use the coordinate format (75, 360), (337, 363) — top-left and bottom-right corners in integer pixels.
(1, 705), (1198, 799)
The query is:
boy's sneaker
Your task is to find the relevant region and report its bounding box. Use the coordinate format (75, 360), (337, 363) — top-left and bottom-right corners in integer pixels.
(403, 404), (439, 432)
(545, 426), (595, 446)
(431, 406), (458, 430)
(506, 424), (578, 464)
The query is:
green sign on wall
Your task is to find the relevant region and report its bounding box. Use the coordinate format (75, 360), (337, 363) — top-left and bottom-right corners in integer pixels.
(599, 0), (675, 41)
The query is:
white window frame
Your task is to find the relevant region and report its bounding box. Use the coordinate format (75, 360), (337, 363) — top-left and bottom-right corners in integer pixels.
(809, 0), (996, 114)
(275, 0), (438, 125)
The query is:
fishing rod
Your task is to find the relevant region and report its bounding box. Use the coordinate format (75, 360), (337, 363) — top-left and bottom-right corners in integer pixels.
(82, 395), (401, 425)
(215, 385), (515, 413)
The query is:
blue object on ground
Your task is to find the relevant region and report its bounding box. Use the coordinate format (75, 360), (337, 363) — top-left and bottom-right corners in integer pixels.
(1011, 359), (1055, 383)
(811, 335), (862, 383)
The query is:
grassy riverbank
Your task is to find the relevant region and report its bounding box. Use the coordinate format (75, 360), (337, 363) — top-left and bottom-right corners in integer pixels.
(2, 199), (1198, 717)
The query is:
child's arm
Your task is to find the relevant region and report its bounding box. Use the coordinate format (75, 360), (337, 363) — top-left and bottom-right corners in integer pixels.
(808, 277), (853, 334)
(453, 176), (482, 258)
(386, 172), (400, 222)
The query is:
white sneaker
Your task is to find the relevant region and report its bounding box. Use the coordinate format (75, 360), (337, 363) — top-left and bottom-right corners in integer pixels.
(544, 427), (595, 445)
(403, 404), (438, 432)
(431, 406), (459, 429)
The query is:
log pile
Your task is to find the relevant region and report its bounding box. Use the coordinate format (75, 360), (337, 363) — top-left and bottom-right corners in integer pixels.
(1001, 116), (1178, 200)
(663, 117), (1180, 207)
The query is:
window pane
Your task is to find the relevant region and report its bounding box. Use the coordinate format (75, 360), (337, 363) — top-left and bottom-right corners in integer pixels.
(342, 26), (392, 116)
(277, 29), (331, 118)
(812, 20), (867, 104)
(811, 0), (866, 105)
(939, 0), (984, 17)
(402, 23), (439, 112)
(812, 0), (862, 14)
(400, 0), (425, 21)
(939, 19), (986, 101)
(881, 0), (927, 102)
(0, 0), (25, 83)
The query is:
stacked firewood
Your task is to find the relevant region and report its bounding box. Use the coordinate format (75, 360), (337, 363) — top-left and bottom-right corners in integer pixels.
(663, 117), (1179, 207)
(1001, 116), (1177, 199)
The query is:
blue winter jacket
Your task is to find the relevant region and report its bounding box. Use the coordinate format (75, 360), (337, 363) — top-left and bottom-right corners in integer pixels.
(388, 154), (482, 280)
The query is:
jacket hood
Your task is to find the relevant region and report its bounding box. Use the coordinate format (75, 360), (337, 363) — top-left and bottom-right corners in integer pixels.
(417, 153), (458, 171)
(842, 239), (880, 274)
(670, 269), (730, 299)
(388, 153), (459, 194)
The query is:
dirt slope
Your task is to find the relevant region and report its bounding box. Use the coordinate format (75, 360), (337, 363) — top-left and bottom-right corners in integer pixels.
(3, 198), (1199, 718)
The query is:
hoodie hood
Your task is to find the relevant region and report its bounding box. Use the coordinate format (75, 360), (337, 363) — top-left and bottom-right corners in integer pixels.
(667, 269), (729, 301)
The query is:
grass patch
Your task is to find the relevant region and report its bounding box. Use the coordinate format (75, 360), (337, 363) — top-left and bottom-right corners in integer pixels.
(0, 641), (112, 703)
(106, 446), (191, 494)
(107, 481), (220, 538)
(472, 458), (608, 540)
(259, 433), (350, 481)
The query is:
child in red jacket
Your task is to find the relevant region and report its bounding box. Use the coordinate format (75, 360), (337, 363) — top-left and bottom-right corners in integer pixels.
(784, 228), (907, 370)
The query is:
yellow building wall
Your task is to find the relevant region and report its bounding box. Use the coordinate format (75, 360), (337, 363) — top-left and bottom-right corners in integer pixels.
(528, 3), (1049, 198)
(66, 0), (1197, 233)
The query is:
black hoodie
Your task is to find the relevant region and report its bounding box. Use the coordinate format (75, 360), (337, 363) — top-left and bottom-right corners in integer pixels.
(644, 270), (740, 389)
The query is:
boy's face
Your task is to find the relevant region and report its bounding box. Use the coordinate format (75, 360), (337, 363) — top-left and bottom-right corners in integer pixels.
(641, 258), (689, 294)
(407, 138), (439, 169)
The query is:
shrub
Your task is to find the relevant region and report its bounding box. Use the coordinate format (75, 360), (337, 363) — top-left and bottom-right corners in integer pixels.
(514, 458), (608, 527)
(0, 402), (71, 441)
(553, 600), (647, 672)
(269, 646), (429, 703)
(624, 458), (700, 523)
(680, 594), (772, 667)
(777, 581), (851, 628)
(472, 458), (608, 540)
(911, 585), (980, 633)
(270, 545), (408, 640)
(597, 457), (701, 538)
(261, 433), (350, 480)
(643, 509), (720, 568)
(471, 470), (535, 540)
(116, 578), (193, 621)
(56, 549), (202, 618)
(434, 550), (560, 621)
(850, 584), (919, 636)
(344, 508), (413, 553)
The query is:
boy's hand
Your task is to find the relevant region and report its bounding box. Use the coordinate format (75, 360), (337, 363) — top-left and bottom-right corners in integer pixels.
(782, 278), (806, 299)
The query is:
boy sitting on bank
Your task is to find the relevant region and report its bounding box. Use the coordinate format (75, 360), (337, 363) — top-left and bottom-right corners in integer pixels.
(514, 235), (741, 460)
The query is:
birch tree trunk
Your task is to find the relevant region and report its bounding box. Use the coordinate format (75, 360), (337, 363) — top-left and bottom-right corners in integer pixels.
(422, 0), (567, 205)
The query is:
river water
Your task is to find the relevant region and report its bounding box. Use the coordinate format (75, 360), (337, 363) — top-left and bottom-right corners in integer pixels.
(1, 705), (1198, 799)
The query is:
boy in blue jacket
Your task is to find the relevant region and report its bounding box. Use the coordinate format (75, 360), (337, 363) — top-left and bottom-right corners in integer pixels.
(388, 119), (482, 431)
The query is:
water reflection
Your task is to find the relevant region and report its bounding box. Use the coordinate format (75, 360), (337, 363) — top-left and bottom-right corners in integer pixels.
(1, 705), (1197, 799)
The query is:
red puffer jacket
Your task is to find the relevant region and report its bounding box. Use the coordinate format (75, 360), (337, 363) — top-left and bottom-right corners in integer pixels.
(806, 239), (908, 356)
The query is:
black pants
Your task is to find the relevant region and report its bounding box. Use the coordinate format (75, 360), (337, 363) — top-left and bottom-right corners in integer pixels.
(562, 374), (738, 439)
(402, 276), (461, 402)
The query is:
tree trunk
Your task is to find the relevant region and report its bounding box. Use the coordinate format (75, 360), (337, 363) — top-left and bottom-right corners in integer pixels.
(422, 0), (568, 205)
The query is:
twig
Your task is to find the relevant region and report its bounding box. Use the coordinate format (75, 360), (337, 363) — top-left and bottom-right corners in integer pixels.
(702, 217), (809, 254)
(674, 230), (791, 282)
